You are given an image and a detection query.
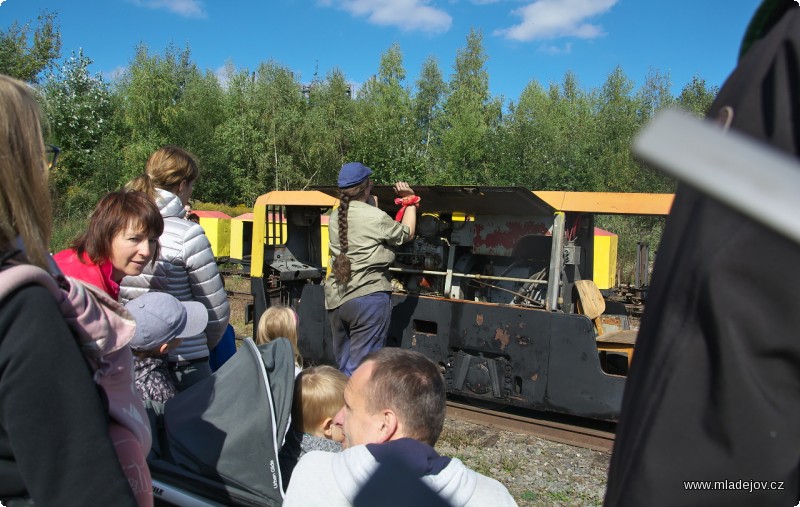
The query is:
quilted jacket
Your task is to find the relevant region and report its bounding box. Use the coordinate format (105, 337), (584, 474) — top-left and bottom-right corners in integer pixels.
(120, 188), (230, 361)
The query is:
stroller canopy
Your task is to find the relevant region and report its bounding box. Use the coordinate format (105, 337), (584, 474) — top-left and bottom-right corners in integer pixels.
(149, 338), (294, 506)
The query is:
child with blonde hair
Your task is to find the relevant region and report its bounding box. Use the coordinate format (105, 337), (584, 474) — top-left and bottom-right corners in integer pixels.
(279, 365), (347, 486)
(256, 305), (302, 371)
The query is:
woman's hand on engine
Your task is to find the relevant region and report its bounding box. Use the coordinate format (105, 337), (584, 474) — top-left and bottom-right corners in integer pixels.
(394, 181), (415, 198)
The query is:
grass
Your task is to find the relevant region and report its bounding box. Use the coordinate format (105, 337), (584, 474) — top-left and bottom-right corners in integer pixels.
(437, 425), (486, 450)
(50, 216), (87, 253)
(548, 491), (571, 503)
(500, 454), (526, 475)
(221, 269), (253, 341)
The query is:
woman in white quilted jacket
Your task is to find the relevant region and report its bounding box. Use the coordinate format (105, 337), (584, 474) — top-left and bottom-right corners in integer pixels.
(121, 146), (230, 391)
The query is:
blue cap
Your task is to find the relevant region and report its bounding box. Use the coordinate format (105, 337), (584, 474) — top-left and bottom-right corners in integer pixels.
(338, 162), (372, 188)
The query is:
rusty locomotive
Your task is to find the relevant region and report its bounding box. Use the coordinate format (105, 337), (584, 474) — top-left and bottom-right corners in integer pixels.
(247, 186), (673, 421)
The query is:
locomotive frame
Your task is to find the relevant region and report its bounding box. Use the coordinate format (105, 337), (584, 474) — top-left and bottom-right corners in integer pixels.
(248, 186), (673, 421)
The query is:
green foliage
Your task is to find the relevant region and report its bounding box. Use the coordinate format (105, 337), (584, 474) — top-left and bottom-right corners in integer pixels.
(42, 49), (119, 215)
(302, 68), (357, 186)
(413, 56), (446, 180)
(33, 14), (723, 275)
(350, 43), (419, 183)
(501, 73), (598, 190)
(0, 11), (61, 83)
(171, 69), (227, 201)
(439, 28), (501, 184)
(191, 200), (250, 219)
(116, 43), (197, 145)
(677, 75), (718, 117)
(50, 212), (87, 253)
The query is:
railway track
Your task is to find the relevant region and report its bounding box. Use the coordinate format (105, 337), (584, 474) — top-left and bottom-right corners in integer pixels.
(446, 400), (615, 453)
(226, 289), (253, 300)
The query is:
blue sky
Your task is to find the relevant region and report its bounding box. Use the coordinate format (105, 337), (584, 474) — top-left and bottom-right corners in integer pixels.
(1, 0), (764, 103)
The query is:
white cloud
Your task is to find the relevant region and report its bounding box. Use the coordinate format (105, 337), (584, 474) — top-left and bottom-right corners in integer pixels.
(494, 0), (617, 42)
(215, 65), (231, 89)
(540, 42), (572, 54)
(324, 0), (452, 34)
(103, 66), (128, 82)
(129, 0), (207, 19)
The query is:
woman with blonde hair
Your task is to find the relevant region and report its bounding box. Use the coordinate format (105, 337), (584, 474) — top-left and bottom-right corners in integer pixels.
(122, 146), (230, 391)
(256, 305), (302, 372)
(0, 74), (137, 505)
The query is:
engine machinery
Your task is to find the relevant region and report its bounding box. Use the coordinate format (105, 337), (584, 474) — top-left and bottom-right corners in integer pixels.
(248, 186), (673, 421)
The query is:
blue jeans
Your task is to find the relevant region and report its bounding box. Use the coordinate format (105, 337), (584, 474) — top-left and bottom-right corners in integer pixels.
(329, 291), (391, 376)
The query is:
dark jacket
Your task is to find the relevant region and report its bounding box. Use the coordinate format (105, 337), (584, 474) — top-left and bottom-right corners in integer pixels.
(0, 284), (136, 505)
(134, 355), (178, 403)
(604, 5), (800, 507)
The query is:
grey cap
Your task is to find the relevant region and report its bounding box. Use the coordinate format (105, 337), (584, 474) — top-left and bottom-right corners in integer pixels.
(125, 292), (208, 351)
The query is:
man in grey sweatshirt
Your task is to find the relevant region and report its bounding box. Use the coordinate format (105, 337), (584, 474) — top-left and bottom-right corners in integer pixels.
(283, 348), (518, 507)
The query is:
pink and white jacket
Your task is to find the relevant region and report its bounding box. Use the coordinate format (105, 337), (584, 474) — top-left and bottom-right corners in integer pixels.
(0, 263), (152, 505)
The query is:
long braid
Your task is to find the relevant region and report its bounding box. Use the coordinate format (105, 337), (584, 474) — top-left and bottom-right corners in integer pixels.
(331, 179), (370, 285)
(332, 193), (352, 284)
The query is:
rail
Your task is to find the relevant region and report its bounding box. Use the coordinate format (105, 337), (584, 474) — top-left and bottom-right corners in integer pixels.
(446, 400), (615, 453)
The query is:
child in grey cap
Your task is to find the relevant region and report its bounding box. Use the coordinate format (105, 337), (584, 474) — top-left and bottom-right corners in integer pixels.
(125, 292), (208, 403)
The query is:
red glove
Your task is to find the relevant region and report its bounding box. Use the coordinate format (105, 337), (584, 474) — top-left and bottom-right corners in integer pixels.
(394, 195), (421, 221)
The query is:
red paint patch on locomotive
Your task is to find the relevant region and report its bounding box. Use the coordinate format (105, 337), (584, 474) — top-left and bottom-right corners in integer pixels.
(474, 220), (550, 256)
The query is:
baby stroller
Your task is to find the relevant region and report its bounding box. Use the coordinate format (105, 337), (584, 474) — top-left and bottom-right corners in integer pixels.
(147, 338), (294, 506)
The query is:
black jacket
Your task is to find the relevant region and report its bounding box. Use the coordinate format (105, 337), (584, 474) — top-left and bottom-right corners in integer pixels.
(0, 284), (137, 506)
(605, 5), (800, 507)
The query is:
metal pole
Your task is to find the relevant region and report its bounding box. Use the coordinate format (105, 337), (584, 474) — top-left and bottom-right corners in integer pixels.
(546, 213), (565, 311)
(388, 267), (548, 286)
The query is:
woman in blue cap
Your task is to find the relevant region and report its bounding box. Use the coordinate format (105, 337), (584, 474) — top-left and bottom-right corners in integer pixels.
(324, 162), (417, 375)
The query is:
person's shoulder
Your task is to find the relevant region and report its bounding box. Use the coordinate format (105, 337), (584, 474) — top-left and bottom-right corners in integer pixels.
(52, 248), (82, 270)
(2, 282), (55, 306)
(172, 219), (211, 243)
(0, 283), (62, 336)
(285, 447), (371, 507)
(164, 217), (211, 249)
(164, 215), (196, 232)
(52, 248), (75, 262)
(435, 456), (517, 507)
(296, 448), (338, 468)
(350, 200), (385, 216)
(285, 450), (338, 499)
(350, 201), (400, 228)
(468, 470), (517, 506)
(295, 445), (372, 475)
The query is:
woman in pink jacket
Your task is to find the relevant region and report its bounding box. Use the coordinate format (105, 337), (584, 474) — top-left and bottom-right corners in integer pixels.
(54, 189), (163, 299)
(53, 188), (164, 506)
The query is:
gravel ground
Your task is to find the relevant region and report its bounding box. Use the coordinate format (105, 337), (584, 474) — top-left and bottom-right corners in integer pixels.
(435, 417), (611, 507)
